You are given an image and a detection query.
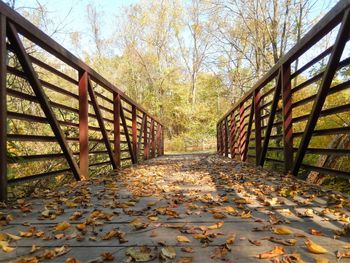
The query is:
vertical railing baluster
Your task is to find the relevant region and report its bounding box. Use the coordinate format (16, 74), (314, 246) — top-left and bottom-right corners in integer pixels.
(224, 117), (229, 157)
(259, 70), (282, 167)
(161, 125), (164, 155)
(282, 64), (293, 173)
(220, 122), (225, 156)
(230, 111), (236, 159)
(132, 105), (138, 163)
(239, 103), (245, 161)
(254, 89), (262, 166)
(113, 93), (121, 167)
(79, 71), (89, 179)
(0, 14), (7, 201)
(144, 115), (149, 160)
(243, 100), (254, 161)
(151, 119), (155, 158)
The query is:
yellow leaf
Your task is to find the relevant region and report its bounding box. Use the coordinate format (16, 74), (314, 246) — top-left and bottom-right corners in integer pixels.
(208, 221), (224, 230)
(65, 200), (77, 208)
(273, 227), (293, 235)
(315, 258), (329, 263)
(305, 239), (328, 254)
(177, 235), (191, 243)
(6, 233), (21, 241)
(55, 221), (71, 231)
(0, 240), (15, 252)
(30, 244), (40, 253)
(0, 233), (7, 241)
(19, 231), (33, 237)
(226, 234), (236, 245)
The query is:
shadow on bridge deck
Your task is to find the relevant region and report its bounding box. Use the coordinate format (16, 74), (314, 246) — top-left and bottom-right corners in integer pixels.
(1, 154), (350, 262)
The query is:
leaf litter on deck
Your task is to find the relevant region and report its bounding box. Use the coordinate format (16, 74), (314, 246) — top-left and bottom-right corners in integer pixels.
(1, 154), (350, 262)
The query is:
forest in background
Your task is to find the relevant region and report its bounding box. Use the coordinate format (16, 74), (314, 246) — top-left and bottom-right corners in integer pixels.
(3, 0), (350, 197)
(6, 0), (333, 152)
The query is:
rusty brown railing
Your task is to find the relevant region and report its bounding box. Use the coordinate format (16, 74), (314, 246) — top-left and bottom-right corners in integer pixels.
(0, 2), (164, 201)
(217, 1), (350, 178)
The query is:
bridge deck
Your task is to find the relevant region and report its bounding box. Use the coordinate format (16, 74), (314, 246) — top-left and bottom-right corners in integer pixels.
(1, 154), (350, 262)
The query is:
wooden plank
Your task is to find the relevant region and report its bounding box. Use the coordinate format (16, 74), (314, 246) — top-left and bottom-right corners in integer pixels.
(292, 10), (350, 176)
(0, 14), (7, 201)
(87, 78), (117, 169)
(7, 22), (81, 181)
(79, 71), (89, 179)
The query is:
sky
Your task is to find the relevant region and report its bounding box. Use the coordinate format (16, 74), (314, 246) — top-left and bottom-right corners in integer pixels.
(11, 0), (339, 59)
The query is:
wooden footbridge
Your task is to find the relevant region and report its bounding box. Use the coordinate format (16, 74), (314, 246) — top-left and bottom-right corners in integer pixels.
(0, 1), (349, 262)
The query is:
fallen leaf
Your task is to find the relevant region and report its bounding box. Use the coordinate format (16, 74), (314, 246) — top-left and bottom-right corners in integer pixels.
(30, 244), (40, 254)
(0, 240), (15, 252)
(304, 239), (328, 254)
(177, 235), (191, 243)
(273, 227), (293, 235)
(267, 236), (296, 246)
(310, 229), (323, 236)
(256, 246), (285, 259)
(101, 252), (114, 261)
(210, 245), (229, 259)
(160, 246), (176, 259)
(178, 257), (193, 263)
(126, 246), (156, 262)
(226, 234), (236, 245)
(181, 247), (194, 253)
(208, 221), (224, 230)
(55, 221), (71, 231)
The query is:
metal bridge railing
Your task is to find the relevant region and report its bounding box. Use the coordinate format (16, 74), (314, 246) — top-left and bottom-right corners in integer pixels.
(0, 2), (164, 201)
(217, 0), (350, 178)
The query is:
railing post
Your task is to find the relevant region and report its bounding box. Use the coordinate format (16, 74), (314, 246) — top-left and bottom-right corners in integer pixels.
(144, 115), (149, 160)
(132, 105), (138, 163)
(239, 103), (245, 161)
(113, 93), (121, 167)
(254, 89), (262, 166)
(151, 119), (155, 158)
(79, 71), (89, 180)
(0, 14), (7, 201)
(218, 123), (222, 155)
(230, 112), (236, 159)
(161, 125), (164, 155)
(224, 117), (229, 157)
(281, 64), (293, 173)
(220, 122), (225, 156)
